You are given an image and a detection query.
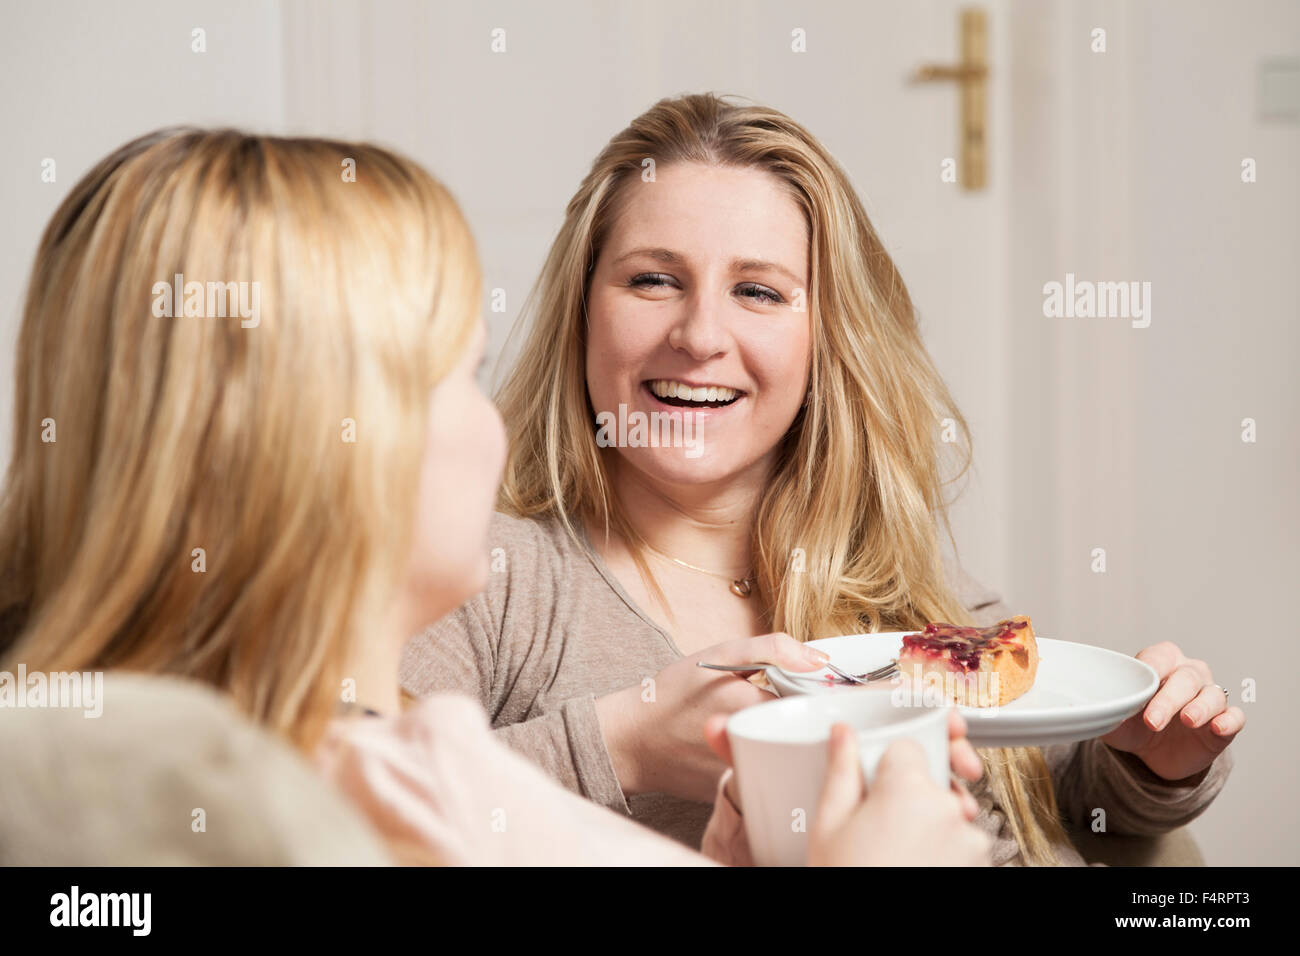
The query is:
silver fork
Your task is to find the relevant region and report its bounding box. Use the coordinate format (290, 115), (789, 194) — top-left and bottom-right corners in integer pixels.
(697, 659), (899, 683)
(825, 659), (899, 684)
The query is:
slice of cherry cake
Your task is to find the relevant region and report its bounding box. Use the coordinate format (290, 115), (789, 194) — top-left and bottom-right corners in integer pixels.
(896, 616), (1038, 706)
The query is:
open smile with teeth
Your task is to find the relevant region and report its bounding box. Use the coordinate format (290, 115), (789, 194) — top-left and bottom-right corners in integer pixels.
(646, 379), (744, 408)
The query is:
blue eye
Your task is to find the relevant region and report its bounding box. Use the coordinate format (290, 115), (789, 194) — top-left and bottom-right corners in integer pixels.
(628, 274), (783, 305)
(628, 273), (674, 289)
(736, 282), (783, 305)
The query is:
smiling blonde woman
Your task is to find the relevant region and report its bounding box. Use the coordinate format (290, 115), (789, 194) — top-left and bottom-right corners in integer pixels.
(399, 92), (1238, 866)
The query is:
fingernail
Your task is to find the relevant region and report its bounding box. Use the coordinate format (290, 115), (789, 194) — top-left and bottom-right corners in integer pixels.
(803, 647), (830, 664)
(1185, 707), (1201, 723)
(1147, 706), (1166, 726)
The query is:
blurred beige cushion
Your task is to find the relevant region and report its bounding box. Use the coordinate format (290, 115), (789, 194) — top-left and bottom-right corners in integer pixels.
(0, 672), (391, 865)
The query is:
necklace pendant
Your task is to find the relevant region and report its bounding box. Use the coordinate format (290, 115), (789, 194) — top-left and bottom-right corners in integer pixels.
(730, 578), (753, 598)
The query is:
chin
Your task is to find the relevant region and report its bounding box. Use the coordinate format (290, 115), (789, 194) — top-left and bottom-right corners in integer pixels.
(463, 554), (491, 599)
(417, 555), (491, 623)
(622, 446), (743, 486)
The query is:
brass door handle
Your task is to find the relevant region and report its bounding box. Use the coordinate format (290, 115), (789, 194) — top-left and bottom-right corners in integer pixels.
(912, 64), (987, 83)
(910, 8), (988, 189)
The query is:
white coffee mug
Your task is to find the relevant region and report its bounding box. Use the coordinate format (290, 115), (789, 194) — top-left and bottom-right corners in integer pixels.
(726, 692), (949, 866)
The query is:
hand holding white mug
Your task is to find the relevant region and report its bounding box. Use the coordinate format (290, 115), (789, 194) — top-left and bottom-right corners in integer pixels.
(701, 708), (990, 866)
(807, 723), (992, 866)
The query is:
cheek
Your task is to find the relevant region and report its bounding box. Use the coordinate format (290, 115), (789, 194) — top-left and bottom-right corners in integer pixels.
(475, 397), (507, 490)
(584, 303), (618, 394)
(416, 425), (459, 548)
(585, 293), (658, 387)
(752, 328), (811, 403)
(408, 393), (503, 602)
(439, 398), (504, 515)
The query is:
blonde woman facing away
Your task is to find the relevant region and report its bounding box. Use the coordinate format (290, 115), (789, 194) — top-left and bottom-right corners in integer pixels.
(398, 93), (1241, 865)
(0, 128), (991, 866)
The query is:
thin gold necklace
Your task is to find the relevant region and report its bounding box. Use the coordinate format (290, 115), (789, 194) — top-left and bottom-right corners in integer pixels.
(640, 539), (756, 598)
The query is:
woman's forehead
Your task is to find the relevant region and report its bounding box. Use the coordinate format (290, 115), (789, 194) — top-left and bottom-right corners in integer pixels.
(605, 166), (808, 281)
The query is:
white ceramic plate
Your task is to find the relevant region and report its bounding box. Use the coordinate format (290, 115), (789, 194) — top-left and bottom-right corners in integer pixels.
(766, 633), (1159, 748)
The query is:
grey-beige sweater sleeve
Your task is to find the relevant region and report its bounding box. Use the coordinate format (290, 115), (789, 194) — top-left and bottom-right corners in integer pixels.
(1047, 736), (1232, 836)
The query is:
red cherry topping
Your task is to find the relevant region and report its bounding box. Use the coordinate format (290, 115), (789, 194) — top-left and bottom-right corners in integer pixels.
(899, 619), (1027, 672)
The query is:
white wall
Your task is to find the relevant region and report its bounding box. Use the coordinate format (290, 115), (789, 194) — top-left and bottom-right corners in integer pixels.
(1006, 0), (1299, 865)
(1130, 0), (1299, 867)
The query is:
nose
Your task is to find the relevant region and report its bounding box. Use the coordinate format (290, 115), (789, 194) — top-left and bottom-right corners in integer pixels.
(667, 289), (728, 361)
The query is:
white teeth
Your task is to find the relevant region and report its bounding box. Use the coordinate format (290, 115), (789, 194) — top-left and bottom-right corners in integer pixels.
(648, 380), (740, 403)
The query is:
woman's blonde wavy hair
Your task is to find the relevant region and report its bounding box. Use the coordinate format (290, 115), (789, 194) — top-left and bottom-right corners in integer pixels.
(496, 92), (1068, 865)
(0, 128), (480, 753)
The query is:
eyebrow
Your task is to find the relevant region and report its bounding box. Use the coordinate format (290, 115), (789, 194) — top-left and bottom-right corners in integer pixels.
(611, 247), (804, 288)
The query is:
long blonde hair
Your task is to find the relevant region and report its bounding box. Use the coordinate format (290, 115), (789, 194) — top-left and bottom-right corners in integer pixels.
(0, 128), (480, 753)
(496, 93), (1067, 864)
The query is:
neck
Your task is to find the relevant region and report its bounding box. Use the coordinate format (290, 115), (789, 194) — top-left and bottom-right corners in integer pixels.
(599, 453), (771, 577)
(343, 593), (418, 718)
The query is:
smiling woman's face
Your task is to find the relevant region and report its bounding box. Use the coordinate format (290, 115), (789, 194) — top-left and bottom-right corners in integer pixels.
(585, 162), (812, 489)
